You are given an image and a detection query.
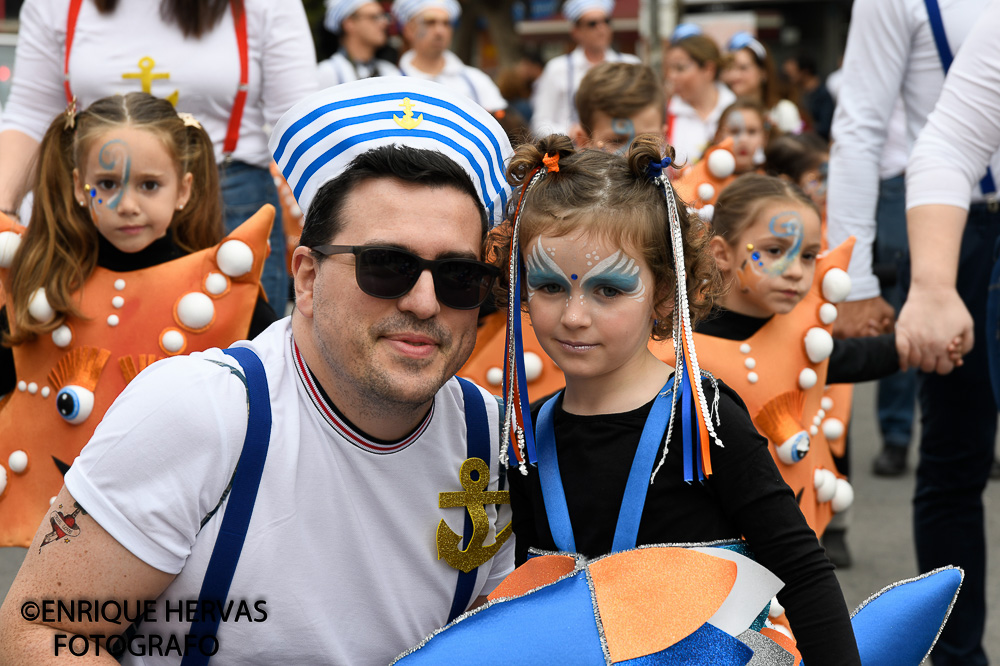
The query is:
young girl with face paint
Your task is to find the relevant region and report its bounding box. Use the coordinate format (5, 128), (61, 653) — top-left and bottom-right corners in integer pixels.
(712, 99), (771, 176)
(493, 134), (863, 665)
(0, 93), (276, 546)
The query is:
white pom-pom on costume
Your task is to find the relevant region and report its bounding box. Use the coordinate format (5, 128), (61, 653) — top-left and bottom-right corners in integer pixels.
(0, 466), (6, 495)
(831, 478), (855, 512)
(747, 371), (759, 384)
(821, 268), (851, 303)
(805, 327), (834, 363)
(697, 183), (715, 201)
(0, 231), (22, 268)
(41, 386), (50, 398)
(114, 279), (126, 291)
(16, 381), (25, 392)
(107, 315), (119, 327)
(798, 368), (817, 389)
(49, 496), (56, 505)
(112, 296), (124, 309)
(707, 149), (736, 178)
(177, 292), (215, 330)
(52, 325), (72, 348)
(524, 352), (543, 382)
(27, 382), (37, 394)
(161, 329), (186, 354)
(486, 367), (503, 386)
(205, 272), (228, 295)
(216, 240), (255, 278)
(810, 425), (819, 436)
(819, 302), (838, 325)
(28, 288), (54, 323)
(698, 204), (715, 223)
(815, 468), (837, 502)
(739, 343), (751, 354)
(745, 357), (756, 369)
(821, 396), (834, 410)
(8, 450), (27, 473)
(822, 418), (845, 440)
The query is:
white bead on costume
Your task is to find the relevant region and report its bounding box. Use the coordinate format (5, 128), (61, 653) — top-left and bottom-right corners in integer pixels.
(0, 230), (21, 268)
(697, 183), (716, 201)
(486, 367), (503, 386)
(822, 418), (845, 441)
(176, 292), (215, 330)
(819, 302), (838, 325)
(821, 268), (851, 303)
(28, 288), (54, 323)
(205, 272), (229, 295)
(804, 327), (834, 363)
(814, 469), (837, 503)
(523, 352), (543, 382)
(51, 325), (72, 348)
(831, 479), (854, 512)
(798, 368), (817, 389)
(216, 240), (255, 278)
(161, 329), (186, 354)
(8, 451), (28, 474)
(707, 149), (736, 179)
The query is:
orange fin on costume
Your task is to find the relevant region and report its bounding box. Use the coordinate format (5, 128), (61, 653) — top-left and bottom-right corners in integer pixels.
(673, 137), (738, 207)
(487, 554), (577, 601)
(118, 354), (162, 385)
(48, 346), (111, 393)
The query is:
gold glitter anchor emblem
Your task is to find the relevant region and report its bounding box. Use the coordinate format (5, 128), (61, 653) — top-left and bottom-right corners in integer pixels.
(437, 457), (512, 573)
(393, 98), (424, 130)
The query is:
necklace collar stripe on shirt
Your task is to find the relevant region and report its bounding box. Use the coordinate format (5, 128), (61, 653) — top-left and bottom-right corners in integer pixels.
(290, 338), (432, 454)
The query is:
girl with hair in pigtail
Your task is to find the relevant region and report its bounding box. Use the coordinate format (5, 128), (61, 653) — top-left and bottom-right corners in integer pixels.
(0, 92), (276, 548)
(493, 133), (862, 664)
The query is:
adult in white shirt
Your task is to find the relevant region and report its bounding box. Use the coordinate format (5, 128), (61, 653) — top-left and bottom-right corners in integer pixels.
(392, 0), (507, 113)
(318, 0), (401, 88)
(664, 25), (736, 166)
(528, 0), (639, 139)
(0, 0), (318, 310)
(0, 78), (515, 665)
(828, 0), (999, 663)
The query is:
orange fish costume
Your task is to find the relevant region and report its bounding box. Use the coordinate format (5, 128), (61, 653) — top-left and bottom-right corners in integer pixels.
(652, 239), (856, 536)
(0, 206), (273, 548)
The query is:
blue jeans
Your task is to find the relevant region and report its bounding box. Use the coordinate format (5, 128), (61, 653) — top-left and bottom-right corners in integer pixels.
(874, 174), (917, 449)
(219, 161), (287, 311)
(914, 202), (999, 666)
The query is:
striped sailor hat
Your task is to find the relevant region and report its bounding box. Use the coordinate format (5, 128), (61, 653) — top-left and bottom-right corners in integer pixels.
(324, 0), (375, 33)
(391, 0), (460, 24)
(562, 0), (613, 22)
(269, 77), (512, 223)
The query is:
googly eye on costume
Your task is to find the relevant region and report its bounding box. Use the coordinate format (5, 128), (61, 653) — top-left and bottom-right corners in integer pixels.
(55, 385), (96, 425)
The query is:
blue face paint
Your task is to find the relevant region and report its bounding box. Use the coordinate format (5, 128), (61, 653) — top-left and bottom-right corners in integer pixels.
(526, 270), (571, 292)
(582, 270), (641, 293)
(97, 139), (131, 209)
(571, 274), (578, 280)
(609, 118), (635, 156)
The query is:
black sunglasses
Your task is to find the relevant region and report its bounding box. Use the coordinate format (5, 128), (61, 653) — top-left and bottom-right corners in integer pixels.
(311, 245), (499, 310)
(580, 17), (611, 28)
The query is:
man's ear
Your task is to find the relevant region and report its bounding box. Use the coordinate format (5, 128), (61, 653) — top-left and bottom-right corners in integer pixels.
(291, 246), (318, 318)
(709, 234), (734, 273)
(569, 123), (590, 148)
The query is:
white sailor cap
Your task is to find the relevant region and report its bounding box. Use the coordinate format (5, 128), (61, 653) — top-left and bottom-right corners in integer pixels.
(269, 77), (512, 224)
(324, 0), (376, 34)
(562, 0), (614, 22)
(391, 0), (460, 25)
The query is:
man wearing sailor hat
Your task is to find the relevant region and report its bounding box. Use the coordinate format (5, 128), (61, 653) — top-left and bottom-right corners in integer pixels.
(0, 78), (514, 666)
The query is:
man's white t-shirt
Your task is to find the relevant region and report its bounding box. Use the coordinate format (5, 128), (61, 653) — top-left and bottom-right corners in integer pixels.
(65, 318), (514, 665)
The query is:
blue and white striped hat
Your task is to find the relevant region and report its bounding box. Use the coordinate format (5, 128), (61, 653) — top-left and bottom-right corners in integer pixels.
(562, 0), (613, 22)
(324, 0), (376, 34)
(391, 0), (460, 25)
(269, 77), (512, 223)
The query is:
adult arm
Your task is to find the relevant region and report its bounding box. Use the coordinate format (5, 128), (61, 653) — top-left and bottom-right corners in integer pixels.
(897, 0), (1000, 373)
(0, 0), (68, 211)
(0, 486), (177, 663)
(258, 0), (320, 128)
(827, 0), (911, 333)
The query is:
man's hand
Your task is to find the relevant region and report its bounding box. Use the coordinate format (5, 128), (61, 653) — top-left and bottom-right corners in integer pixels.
(832, 296), (896, 339)
(896, 285), (973, 374)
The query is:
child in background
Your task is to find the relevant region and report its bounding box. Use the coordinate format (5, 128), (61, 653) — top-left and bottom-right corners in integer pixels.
(0, 92), (275, 547)
(712, 98), (771, 176)
(494, 134), (862, 665)
(765, 133), (829, 217)
(570, 62), (666, 153)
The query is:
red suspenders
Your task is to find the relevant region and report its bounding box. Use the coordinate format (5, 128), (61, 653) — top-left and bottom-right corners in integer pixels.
(63, 0), (249, 157)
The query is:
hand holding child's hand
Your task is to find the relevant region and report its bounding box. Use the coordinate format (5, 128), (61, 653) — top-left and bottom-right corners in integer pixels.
(946, 336), (966, 367)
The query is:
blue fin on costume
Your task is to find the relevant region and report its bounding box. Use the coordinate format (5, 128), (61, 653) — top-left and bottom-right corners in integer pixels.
(851, 566), (963, 666)
(392, 570), (605, 665)
(615, 623), (752, 665)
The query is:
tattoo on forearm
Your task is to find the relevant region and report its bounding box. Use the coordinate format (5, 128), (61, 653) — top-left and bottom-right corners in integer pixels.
(39, 502), (88, 552)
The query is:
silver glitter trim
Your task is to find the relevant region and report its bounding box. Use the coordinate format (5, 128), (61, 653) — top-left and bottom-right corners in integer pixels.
(737, 629), (796, 666)
(585, 564), (614, 665)
(849, 565), (964, 665)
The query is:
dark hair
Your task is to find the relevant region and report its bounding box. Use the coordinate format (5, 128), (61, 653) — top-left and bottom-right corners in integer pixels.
(299, 145), (489, 251)
(795, 55), (819, 78)
(95, 0), (238, 38)
(670, 35), (723, 80)
(764, 133), (827, 183)
(490, 134), (722, 341)
(7, 92), (221, 345)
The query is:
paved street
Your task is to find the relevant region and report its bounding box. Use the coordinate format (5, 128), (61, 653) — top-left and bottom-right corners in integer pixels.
(1, 380), (998, 659)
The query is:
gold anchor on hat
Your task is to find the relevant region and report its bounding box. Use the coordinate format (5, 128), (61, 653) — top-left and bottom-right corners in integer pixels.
(394, 97), (424, 130)
(437, 457), (512, 573)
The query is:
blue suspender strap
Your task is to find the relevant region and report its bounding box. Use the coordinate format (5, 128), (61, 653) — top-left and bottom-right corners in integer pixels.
(923, 0), (996, 197)
(181, 347), (273, 666)
(534, 392), (576, 553)
(447, 377), (491, 622)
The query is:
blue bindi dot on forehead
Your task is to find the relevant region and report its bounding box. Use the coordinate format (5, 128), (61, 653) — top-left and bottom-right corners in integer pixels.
(571, 274), (578, 280)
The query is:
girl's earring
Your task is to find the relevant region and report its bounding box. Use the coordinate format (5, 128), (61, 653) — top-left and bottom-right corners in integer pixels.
(177, 204), (184, 211)
(78, 200), (85, 207)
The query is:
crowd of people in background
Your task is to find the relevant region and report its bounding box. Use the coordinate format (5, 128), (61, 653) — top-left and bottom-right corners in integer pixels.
(0, 0), (998, 663)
